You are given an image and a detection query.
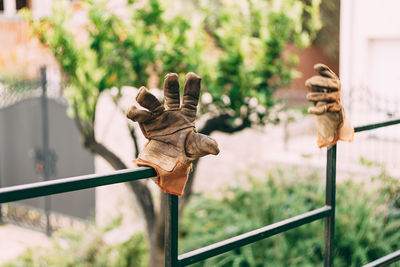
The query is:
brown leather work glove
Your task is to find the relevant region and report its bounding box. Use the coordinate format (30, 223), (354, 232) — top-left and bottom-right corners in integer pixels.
(127, 72), (220, 196)
(306, 63), (354, 148)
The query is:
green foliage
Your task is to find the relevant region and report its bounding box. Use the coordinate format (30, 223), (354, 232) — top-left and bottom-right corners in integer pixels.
(23, 0), (322, 137)
(24, 0), (201, 137)
(3, 222), (148, 267)
(180, 168), (400, 266)
(373, 169), (400, 220)
(196, 0), (321, 126)
(0, 77), (40, 93)
(359, 156), (376, 167)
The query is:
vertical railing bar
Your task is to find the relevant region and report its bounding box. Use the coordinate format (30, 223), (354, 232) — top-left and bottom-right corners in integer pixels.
(0, 156), (2, 225)
(165, 194), (179, 267)
(0, 137), (2, 224)
(324, 145), (337, 267)
(40, 66), (51, 236)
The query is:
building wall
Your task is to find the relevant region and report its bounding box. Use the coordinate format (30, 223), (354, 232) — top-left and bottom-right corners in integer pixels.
(340, 0), (400, 126)
(0, 20), (57, 79)
(274, 44), (339, 106)
(0, 0), (56, 79)
(339, 0), (400, 169)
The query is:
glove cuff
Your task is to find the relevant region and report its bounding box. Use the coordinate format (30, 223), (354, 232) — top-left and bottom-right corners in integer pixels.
(317, 111), (354, 148)
(134, 158), (191, 196)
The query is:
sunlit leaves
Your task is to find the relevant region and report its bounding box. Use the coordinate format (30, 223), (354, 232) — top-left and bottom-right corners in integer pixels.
(196, 0), (321, 127)
(25, 0), (322, 134)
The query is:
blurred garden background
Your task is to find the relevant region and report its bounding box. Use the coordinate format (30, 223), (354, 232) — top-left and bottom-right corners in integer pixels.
(0, 0), (399, 266)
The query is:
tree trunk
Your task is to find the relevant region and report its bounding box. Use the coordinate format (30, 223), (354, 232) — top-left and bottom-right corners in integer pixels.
(148, 192), (167, 267)
(179, 158), (200, 215)
(81, 135), (158, 266)
(149, 232), (165, 267)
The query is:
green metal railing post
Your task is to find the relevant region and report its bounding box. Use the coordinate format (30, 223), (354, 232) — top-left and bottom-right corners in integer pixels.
(165, 194), (179, 267)
(324, 145), (337, 267)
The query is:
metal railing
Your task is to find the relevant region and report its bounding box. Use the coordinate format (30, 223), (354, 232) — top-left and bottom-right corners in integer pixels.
(1, 120), (400, 266)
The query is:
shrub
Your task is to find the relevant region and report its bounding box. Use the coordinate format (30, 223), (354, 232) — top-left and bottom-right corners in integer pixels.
(180, 168), (400, 267)
(3, 219), (148, 267)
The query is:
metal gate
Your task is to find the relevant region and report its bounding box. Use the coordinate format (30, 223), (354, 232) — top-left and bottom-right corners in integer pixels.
(0, 67), (94, 233)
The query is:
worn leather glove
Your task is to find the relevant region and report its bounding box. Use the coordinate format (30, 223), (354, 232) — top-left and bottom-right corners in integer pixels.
(306, 64), (354, 148)
(127, 72), (219, 196)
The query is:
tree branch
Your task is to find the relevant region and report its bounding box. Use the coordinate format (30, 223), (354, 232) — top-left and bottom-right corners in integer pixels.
(83, 137), (156, 234)
(155, 192), (167, 252)
(199, 113), (251, 135)
(73, 102), (91, 139)
(128, 124), (140, 158)
(73, 106), (156, 234)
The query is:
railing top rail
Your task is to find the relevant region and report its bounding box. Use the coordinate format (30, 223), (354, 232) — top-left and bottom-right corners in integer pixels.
(0, 167), (156, 204)
(354, 119), (400, 133)
(362, 250), (400, 267)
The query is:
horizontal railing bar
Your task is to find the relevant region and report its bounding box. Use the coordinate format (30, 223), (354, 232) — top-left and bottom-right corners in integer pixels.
(178, 206), (332, 266)
(0, 167), (157, 204)
(362, 250), (400, 267)
(354, 119), (400, 133)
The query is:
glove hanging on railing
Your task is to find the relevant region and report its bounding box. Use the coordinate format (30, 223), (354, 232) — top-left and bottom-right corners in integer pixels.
(306, 64), (354, 148)
(127, 72), (219, 196)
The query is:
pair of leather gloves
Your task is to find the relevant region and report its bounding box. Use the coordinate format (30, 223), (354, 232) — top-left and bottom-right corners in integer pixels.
(127, 64), (353, 196)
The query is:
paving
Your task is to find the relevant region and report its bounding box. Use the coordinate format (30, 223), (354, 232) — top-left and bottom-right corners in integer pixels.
(0, 224), (50, 265)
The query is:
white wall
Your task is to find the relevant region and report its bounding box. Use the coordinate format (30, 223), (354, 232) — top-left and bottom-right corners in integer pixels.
(31, 0), (53, 19)
(3, 0), (17, 16)
(340, 0), (400, 127)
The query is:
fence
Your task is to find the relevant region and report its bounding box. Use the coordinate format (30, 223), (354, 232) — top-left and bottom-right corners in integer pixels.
(344, 86), (400, 171)
(0, 67), (94, 234)
(0, 120), (400, 266)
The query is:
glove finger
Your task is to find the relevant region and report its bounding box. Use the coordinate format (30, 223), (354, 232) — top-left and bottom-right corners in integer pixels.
(186, 132), (219, 158)
(163, 73), (180, 109)
(306, 91), (339, 102)
(305, 76), (339, 92)
(308, 102), (342, 115)
(326, 102), (342, 112)
(314, 63), (339, 79)
(182, 72), (201, 122)
(136, 86), (164, 115)
(308, 103), (327, 115)
(126, 106), (152, 122)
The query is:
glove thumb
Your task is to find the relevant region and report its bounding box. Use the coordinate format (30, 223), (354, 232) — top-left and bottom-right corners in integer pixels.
(186, 132), (219, 158)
